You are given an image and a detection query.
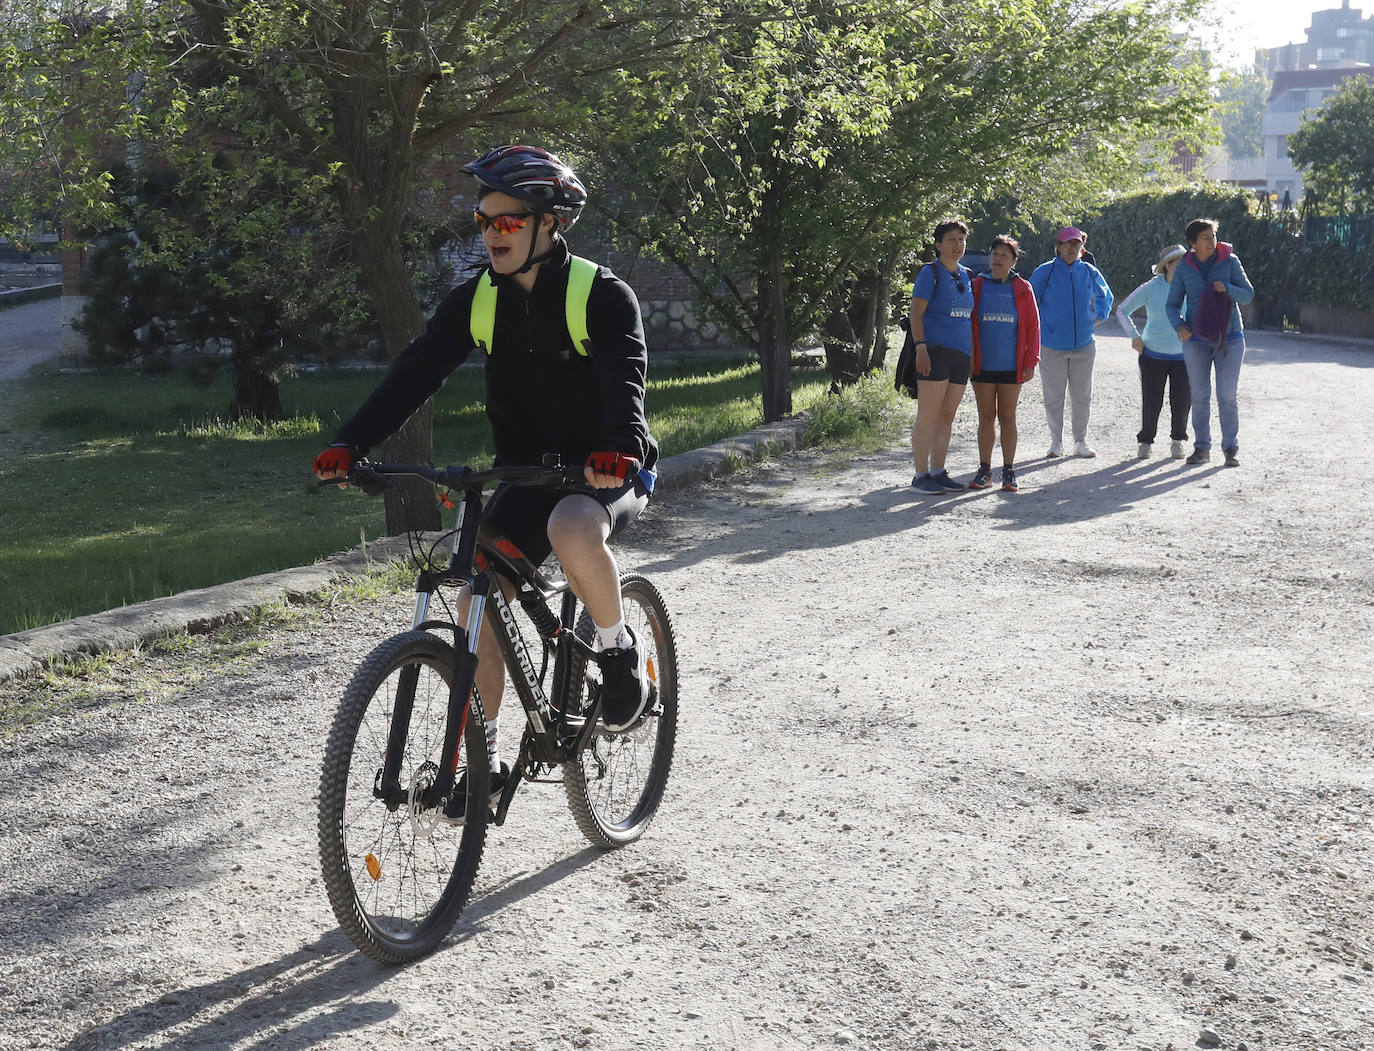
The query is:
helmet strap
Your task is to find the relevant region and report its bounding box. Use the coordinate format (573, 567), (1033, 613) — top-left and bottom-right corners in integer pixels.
(514, 212), (561, 275)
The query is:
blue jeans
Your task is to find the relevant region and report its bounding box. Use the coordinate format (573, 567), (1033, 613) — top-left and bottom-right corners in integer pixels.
(1182, 336), (1245, 451)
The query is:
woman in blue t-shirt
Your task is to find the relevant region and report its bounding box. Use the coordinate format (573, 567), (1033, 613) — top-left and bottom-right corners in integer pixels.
(969, 236), (1040, 492)
(908, 219), (974, 495)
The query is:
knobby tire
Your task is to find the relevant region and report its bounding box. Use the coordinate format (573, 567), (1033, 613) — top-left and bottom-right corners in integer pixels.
(564, 574), (680, 848)
(318, 630), (488, 963)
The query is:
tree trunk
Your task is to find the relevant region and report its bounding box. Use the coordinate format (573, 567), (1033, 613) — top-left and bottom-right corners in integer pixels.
(228, 340), (284, 422)
(869, 253), (901, 370)
(821, 266), (893, 387)
(757, 185), (792, 422)
(820, 300), (862, 390)
(355, 222), (440, 533)
(852, 268), (883, 373)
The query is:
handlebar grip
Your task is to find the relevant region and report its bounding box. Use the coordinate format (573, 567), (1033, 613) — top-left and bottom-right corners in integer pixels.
(348, 462), (392, 496)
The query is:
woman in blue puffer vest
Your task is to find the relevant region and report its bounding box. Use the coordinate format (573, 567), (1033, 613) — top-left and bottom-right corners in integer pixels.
(1165, 217), (1255, 468)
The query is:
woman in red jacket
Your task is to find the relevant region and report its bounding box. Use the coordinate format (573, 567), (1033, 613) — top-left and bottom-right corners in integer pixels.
(969, 236), (1041, 492)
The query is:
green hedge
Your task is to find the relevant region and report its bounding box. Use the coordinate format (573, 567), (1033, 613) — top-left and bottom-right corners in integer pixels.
(1304, 238), (1374, 314)
(1010, 186), (1374, 324)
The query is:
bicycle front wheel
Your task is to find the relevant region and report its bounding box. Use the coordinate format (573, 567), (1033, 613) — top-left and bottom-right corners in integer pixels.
(318, 630), (489, 963)
(565, 574), (679, 848)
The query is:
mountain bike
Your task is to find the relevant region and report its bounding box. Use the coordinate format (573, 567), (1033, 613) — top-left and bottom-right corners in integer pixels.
(317, 459), (679, 964)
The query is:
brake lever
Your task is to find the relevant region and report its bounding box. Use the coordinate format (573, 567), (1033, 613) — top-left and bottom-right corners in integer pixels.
(349, 462), (392, 497)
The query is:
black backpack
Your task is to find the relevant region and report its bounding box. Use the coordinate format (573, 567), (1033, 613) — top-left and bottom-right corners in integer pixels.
(892, 315), (919, 399)
(893, 262), (948, 399)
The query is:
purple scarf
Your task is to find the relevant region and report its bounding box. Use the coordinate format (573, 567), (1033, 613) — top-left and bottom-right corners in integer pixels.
(1193, 281), (1232, 347)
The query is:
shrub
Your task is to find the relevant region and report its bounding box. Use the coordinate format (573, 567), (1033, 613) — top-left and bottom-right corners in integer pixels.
(806, 370), (906, 448)
(1006, 186), (1374, 326)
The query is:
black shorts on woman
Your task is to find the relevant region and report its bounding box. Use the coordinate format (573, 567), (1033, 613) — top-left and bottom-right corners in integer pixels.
(918, 343), (971, 386)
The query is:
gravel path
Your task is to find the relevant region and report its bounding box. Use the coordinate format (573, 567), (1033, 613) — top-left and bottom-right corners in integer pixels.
(2, 328), (1371, 1051)
(0, 296), (63, 381)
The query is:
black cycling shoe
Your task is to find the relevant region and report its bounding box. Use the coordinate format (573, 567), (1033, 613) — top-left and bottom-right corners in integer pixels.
(442, 763), (507, 824)
(597, 627), (651, 732)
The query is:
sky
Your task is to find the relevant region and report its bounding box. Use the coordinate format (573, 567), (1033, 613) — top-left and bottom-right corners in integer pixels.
(1206, 0), (1360, 68)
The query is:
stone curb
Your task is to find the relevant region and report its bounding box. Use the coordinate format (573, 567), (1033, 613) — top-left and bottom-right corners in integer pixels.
(0, 413), (810, 685)
(0, 283), (62, 310)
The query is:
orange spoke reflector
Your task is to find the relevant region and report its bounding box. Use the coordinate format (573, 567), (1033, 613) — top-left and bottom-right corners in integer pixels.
(646, 658), (657, 683)
(365, 853), (382, 882)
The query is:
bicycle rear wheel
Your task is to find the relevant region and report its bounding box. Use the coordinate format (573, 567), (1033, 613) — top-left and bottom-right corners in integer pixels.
(565, 574), (679, 848)
(318, 630), (488, 963)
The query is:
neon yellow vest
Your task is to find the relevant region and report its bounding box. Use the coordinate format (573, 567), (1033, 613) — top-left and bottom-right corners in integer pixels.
(469, 255), (598, 357)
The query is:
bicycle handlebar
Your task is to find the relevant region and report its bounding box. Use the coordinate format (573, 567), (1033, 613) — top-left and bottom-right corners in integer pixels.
(330, 459), (589, 495)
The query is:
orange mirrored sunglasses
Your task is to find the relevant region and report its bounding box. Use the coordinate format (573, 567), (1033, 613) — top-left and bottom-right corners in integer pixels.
(474, 210), (533, 235)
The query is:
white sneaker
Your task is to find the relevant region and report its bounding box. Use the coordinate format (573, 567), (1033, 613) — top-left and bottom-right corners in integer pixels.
(1073, 441), (1096, 458)
(1047, 440), (1063, 458)
(1170, 440), (1186, 459)
(1136, 443), (1151, 459)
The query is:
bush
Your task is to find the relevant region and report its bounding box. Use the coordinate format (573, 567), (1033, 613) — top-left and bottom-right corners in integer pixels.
(805, 369), (907, 448)
(1297, 236), (1374, 313)
(1010, 186), (1307, 328)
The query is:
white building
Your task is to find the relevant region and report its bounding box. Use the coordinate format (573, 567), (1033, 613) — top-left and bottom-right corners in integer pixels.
(1263, 67), (1370, 203)
(1260, 2), (1373, 202)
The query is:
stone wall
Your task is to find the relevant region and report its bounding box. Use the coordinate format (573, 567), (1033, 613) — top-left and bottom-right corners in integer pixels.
(1299, 302), (1374, 341)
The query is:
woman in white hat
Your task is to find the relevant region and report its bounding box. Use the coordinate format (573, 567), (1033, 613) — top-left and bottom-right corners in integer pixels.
(1115, 244), (1191, 459)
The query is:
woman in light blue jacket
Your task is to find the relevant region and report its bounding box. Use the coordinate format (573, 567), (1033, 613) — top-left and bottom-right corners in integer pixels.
(1028, 226), (1114, 458)
(1116, 244), (1190, 460)
(1165, 217), (1255, 468)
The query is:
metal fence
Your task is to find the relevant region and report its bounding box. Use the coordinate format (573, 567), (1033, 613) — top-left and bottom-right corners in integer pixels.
(1303, 215), (1374, 252)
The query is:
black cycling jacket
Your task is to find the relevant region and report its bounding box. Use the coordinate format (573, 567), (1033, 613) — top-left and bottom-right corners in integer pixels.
(333, 240), (658, 471)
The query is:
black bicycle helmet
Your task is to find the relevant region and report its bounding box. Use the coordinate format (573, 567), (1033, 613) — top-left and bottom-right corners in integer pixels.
(462, 144), (587, 229)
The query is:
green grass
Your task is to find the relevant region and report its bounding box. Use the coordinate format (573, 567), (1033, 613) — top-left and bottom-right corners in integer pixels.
(0, 357), (846, 635)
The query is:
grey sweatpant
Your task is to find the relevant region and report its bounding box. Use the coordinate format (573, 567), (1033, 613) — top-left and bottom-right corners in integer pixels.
(1039, 343), (1097, 445)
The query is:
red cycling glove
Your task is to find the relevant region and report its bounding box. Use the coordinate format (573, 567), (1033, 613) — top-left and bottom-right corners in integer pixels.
(313, 443), (356, 477)
(584, 451), (640, 482)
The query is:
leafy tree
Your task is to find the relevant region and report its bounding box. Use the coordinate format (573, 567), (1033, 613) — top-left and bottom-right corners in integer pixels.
(1213, 66), (1268, 159)
(585, 0), (1211, 418)
(3, 9), (368, 421)
(3, 0), (719, 530)
(74, 162), (365, 420)
(1289, 75), (1374, 214)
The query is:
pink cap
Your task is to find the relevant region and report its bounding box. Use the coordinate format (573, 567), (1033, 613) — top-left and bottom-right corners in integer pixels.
(1056, 226), (1086, 243)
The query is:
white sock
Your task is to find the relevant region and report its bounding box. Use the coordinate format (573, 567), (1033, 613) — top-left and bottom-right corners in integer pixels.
(595, 620), (628, 651)
(485, 718), (500, 773)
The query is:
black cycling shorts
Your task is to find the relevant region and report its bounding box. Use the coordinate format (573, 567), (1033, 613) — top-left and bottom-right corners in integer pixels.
(917, 343), (971, 386)
(482, 472), (651, 567)
(971, 368), (1019, 385)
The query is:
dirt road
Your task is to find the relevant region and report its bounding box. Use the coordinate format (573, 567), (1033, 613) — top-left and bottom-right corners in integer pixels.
(1, 328), (1371, 1051)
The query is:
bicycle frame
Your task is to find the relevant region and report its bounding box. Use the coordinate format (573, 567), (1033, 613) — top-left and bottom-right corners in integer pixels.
(373, 464), (604, 825)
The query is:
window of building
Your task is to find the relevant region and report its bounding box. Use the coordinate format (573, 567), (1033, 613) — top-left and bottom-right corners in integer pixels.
(1276, 134), (1289, 158)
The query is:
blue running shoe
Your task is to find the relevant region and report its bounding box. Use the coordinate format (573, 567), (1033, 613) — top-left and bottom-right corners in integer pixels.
(932, 469), (964, 493)
(911, 473), (943, 494)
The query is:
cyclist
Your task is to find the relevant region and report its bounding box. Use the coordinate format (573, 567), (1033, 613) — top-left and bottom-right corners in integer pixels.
(314, 144), (659, 796)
